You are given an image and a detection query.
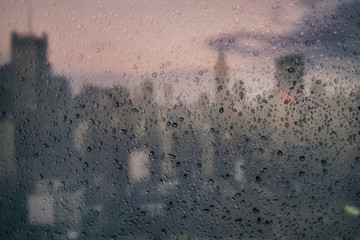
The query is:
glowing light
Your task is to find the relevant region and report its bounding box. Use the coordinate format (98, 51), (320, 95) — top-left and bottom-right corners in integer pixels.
(277, 91), (293, 102)
(344, 204), (360, 216)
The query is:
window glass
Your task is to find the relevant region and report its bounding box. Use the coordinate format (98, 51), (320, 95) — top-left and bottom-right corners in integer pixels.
(0, 1), (359, 239)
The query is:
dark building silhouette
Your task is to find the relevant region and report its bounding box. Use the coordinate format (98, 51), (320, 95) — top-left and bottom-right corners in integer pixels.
(10, 32), (51, 110)
(214, 52), (230, 105)
(274, 53), (305, 97)
(0, 32), (72, 239)
(262, 54), (306, 146)
(11, 32), (49, 71)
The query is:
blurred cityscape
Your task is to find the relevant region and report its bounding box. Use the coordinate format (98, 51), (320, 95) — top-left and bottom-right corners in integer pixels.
(0, 30), (359, 240)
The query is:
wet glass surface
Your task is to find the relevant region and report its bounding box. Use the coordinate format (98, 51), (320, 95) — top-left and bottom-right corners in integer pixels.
(0, 1), (359, 239)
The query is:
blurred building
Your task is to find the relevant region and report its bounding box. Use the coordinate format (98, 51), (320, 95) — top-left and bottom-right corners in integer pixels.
(0, 32), (72, 237)
(214, 52), (230, 106)
(265, 54), (306, 146)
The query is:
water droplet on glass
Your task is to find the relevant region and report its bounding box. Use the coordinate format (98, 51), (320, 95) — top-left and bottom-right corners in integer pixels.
(321, 159), (327, 166)
(287, 67), (295, 73)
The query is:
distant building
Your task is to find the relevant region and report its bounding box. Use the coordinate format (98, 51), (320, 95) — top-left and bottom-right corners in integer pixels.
(0, 32), (70, 183)
(214, 52), (230, 106)
(10, 32), (51, 109)
(265, 53), (306, 146)
(274, 53), (305, 100)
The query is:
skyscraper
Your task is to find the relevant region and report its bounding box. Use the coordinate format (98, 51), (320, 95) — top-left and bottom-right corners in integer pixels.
(214, 52), (230, 106)
(10, 32), (50, 110)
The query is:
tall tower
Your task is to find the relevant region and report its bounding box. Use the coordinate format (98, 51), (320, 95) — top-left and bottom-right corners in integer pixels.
(214, 52), (230, 106)
(11, 32), (49, 74)
(270, 54), (306, 146)
(274, 54), (304, 96)
(11, 32), (50, 110)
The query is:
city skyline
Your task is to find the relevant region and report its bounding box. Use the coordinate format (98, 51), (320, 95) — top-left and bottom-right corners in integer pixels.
(0, 3), (359, 238)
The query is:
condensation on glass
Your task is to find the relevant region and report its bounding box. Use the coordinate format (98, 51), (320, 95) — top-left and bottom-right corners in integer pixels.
(0, 1), (359, 239)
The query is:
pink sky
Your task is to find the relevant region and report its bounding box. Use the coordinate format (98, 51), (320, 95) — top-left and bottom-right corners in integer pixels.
(0, 0), (343, 75)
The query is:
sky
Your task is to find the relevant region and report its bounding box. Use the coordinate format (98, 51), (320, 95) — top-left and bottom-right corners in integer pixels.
(0, 0), (357, 94)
